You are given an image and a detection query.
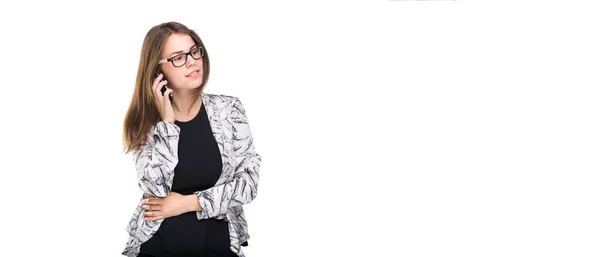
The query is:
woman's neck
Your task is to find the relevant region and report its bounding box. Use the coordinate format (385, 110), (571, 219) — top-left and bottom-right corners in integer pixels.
(173, 93), (201, 117)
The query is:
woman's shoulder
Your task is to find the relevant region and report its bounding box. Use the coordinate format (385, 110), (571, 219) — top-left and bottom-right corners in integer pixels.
(203, 92), (241, 106)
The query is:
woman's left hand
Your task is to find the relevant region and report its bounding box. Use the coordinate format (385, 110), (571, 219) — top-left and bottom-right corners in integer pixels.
(143, 192), (191, 221)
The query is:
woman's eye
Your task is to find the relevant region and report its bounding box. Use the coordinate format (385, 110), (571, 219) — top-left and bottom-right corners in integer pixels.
(173, 55), (184, 62)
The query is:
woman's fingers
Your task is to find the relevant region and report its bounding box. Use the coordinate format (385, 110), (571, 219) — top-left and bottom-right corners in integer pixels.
(151, 74), (162, 98)
(154, 80), (168, 101)
(152, 73), (163, 91)
(144, 210), (157, 217)
(163, 87), (173, 103)
(143, 204), (162, 211)
(144, 210), (164, 221)
(149, 72), (175, 122)
(152, 73), (167, 98)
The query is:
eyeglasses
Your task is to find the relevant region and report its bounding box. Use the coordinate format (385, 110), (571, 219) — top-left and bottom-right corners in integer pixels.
(158, 46), (205, 67)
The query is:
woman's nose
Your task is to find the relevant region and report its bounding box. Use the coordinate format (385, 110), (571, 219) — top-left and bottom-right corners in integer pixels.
(186, 53), (196, 67)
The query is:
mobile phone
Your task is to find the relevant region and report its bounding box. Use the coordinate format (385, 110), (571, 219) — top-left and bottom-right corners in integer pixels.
(155, 71), (174, 103)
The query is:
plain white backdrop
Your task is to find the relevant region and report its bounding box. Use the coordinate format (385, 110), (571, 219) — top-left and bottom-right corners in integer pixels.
(0, 0), (599, 256)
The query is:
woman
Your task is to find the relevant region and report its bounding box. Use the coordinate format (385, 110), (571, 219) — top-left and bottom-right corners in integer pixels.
(121, 21), (262, 257)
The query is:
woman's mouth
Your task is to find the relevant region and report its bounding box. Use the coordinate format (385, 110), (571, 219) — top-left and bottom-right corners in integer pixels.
(186, 70), (200, 78)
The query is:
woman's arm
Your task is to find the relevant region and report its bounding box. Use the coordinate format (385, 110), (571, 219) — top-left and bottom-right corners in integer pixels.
(134, 121), (181, 197)
(194, 98), (262, 219)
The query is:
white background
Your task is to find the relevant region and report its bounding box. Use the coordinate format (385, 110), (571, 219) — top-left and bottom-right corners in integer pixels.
(0, 0), (598, 256)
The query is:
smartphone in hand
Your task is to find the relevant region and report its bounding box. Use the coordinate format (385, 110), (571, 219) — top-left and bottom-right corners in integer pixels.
(155, 71), (174, 103)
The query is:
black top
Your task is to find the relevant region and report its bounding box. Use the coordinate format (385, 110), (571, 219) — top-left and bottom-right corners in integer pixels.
(139, 102), (232, 256)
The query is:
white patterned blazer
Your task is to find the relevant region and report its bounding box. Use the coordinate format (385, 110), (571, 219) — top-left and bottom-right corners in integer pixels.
(122, 92), (262, 257)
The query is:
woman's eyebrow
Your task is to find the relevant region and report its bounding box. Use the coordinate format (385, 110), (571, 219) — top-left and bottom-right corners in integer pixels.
(169, 45), (197, 56)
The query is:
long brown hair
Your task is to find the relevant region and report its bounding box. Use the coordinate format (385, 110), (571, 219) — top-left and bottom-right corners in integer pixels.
(122, 21), (211, 154)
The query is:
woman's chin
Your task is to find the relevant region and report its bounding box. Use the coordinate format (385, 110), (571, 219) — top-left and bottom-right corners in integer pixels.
(180, 82), (203, 91)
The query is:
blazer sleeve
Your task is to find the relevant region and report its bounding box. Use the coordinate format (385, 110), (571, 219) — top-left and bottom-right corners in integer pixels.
(195, 98), (262, 219)
(133, 121), (180, 198)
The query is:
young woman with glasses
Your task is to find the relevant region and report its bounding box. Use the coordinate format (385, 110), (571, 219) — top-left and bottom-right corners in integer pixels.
(121, 21), (262, 257)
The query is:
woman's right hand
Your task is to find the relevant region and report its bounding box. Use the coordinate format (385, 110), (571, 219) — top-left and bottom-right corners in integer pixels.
(152, 73), (175, 123)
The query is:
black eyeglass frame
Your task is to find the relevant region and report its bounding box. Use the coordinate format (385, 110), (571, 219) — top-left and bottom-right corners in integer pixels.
(158, 45), (204, 67)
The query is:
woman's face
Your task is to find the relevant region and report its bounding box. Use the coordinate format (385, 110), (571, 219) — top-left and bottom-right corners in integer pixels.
(158, 33), (204, 91)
